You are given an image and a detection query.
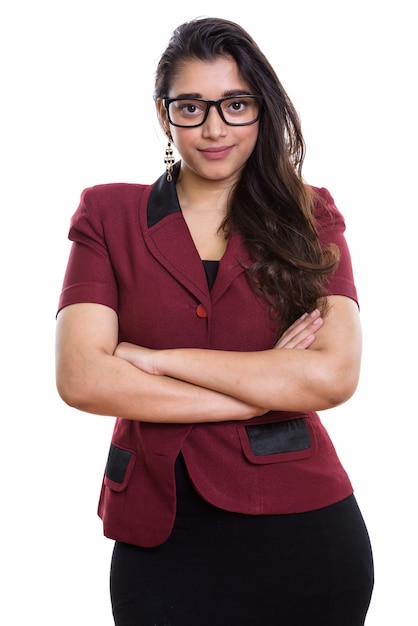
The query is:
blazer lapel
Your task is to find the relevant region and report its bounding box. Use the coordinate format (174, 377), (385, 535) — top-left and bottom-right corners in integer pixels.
(212, 233), (252, 303)
(141, 168), (252, 306)
(141, 170), (211, 306)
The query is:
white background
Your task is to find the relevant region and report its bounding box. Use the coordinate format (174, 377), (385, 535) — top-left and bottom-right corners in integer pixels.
(1, 1), (416, 624)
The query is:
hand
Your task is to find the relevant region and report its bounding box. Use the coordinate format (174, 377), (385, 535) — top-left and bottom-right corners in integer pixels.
(275, 309), (323, 350)
(114, 342), (160, 374)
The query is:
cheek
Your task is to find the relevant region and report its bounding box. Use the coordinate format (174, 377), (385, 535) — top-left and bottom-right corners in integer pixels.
(242, 126), (259, 154)
(170, 129), (192, 155)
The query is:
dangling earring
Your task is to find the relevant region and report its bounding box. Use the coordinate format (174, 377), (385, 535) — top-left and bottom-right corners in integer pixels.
(164, 132), (175, 182)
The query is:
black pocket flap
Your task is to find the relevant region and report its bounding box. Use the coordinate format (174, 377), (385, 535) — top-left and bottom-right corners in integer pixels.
(104, 443), (136, 492)
(246, 419), (311, 455)
(238, 417), (316, 465)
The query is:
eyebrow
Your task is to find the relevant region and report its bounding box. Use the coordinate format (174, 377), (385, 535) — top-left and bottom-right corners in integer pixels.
(170, 89), (253, 99)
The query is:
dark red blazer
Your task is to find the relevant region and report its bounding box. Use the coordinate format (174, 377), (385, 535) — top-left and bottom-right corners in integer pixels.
(58, 170), (358, 547)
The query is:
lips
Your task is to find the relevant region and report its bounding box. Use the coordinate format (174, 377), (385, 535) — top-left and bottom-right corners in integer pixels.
(199, 145), (234, 160)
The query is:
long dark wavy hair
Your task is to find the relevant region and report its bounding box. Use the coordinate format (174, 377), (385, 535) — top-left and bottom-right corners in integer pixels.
(154, 17), (340, 335)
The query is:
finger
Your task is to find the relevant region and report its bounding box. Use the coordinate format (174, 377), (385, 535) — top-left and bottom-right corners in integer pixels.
(288, 332), (317, 350)
(285, 309), (320, 337)
(279, 322), (322, 349)
(276, 310), (322, 348)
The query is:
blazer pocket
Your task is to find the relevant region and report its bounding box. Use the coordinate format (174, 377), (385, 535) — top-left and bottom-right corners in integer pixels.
(238, 417), (317, 465)
(103, 443), (136, 492)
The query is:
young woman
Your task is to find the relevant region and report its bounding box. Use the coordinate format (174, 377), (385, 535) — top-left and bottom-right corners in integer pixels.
(56, 17), (374, 625)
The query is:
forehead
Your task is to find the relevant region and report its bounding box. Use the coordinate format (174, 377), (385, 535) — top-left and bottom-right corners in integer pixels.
(169, 56), (250, 97)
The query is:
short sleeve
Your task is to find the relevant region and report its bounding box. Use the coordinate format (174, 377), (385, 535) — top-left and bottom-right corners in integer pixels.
(57, 187), (118, 315)
(314, 187), (358, 305)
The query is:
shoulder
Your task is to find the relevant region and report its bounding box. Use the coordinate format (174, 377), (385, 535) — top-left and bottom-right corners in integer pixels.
(69, 182), (154, 236)
(80, 182), (152, 207)
(74, 182), (153, 223)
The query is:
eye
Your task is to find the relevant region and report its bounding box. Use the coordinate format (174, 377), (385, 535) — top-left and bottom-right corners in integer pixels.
(177, 100), (205, 117)
(230, 99), (246, 111)
(182, 103), (197, 113)
(223, 97), (254, 116)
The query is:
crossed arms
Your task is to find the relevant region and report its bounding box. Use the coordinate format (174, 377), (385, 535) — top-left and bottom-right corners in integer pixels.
(55, 295), (361, 423)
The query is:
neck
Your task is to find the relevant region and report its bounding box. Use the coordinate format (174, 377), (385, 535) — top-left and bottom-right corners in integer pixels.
(176, 164), (236, 216)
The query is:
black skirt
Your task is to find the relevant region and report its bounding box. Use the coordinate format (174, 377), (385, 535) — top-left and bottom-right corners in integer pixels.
(110, 455), (374, 626)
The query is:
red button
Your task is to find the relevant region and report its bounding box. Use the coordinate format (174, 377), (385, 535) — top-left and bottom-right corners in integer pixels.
(196, 304), (208, 318)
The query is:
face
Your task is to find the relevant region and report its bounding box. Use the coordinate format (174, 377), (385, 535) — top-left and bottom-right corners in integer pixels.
(158, 56), (260, 187)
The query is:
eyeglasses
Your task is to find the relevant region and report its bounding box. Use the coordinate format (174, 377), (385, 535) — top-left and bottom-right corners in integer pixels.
(163, 95), (263, 128)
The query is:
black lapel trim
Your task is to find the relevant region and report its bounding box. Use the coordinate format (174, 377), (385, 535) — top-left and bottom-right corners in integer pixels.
(147, 163), (181, 227)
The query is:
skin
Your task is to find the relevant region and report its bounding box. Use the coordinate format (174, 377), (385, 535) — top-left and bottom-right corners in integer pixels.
(156, 57), (260, 260)
(56, 57), (362, 423)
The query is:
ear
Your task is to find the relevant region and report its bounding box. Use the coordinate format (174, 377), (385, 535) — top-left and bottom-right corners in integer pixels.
(156, 98), (170, 135)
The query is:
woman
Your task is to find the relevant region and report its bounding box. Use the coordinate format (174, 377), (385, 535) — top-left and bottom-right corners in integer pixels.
(56, 16), (374, 625)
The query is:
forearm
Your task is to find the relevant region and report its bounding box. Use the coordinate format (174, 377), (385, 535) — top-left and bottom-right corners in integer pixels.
(56, 351), (263, 423)
(148, 296), (361, 412)
(155, 347), (336, 412)
(55, 303), (264, 424)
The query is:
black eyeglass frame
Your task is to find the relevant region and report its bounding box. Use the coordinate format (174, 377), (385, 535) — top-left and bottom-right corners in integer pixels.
(163, 95), (263, 128)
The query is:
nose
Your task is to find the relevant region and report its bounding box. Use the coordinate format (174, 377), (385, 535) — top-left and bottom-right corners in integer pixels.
(202, 104), (227, 139)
